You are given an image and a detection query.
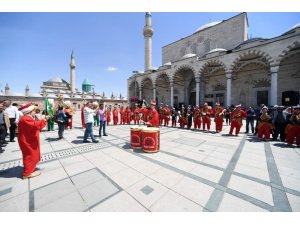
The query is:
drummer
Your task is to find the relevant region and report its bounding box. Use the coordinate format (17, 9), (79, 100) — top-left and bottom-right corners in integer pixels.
(145, 100), (159, 127)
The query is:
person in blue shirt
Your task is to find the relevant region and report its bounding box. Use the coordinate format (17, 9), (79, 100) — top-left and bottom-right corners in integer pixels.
(246, 106), (256, 134)
(55, 105), (67, 139)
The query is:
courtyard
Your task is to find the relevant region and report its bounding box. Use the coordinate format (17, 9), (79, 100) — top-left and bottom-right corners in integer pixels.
(0, 113), (300, 212)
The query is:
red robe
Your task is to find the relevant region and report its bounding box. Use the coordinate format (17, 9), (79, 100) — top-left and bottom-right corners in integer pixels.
(229, 109), (247, 135)
(213, 107), (224, 132)
(106, 109), (111, 125)
(119, 108), (124, 124)
(113, 109), (118, 125)
(126, 108), (131, 124)
(148, 108), (159, 127)
(141, 108), (148, 122)
(133, 107), (141, 124)
(18, 115), (47, 176)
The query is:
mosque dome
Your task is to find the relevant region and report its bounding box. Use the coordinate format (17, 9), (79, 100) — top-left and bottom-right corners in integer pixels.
(181, 53), (197, 59)
(207, 48), (227, 54)
(195, 21), (221, 33)
(47, 78), (63, 83)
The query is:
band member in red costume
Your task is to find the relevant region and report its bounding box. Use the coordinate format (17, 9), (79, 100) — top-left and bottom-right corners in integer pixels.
(119, 105), (124, 125)
(202, 103), (212, 131)
(229, 104), (247, 136)
(257, 106), (273, 141)
(81, 99), (86, 128)
(133, 103), (141, 125)
(112, 105), (119, 125)
(18, 103), (50, 179)
(164, 104), (170, 126)
(213, 102), (225, 133)
(146, 100), (159, 127)
(193, 105), (202, 129)
(106, 106), (111, 125)
(141, 103), (148, 123)
(126, 106), (131, 124)
(285, 107), (300, 146)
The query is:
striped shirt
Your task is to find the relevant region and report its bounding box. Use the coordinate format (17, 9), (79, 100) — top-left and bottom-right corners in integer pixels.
(84, 107), (95, 124)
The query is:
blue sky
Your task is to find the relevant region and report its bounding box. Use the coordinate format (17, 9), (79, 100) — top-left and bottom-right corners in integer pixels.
(0, 12), (299, 97)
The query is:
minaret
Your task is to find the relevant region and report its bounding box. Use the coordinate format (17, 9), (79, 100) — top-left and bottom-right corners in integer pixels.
(25, 85), (30, 97)
(70, 50), (76, 95)
(143, 12), (154, 71)
(5, 83), (10, 96)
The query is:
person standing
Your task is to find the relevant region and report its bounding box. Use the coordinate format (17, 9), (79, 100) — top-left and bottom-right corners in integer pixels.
(125, 106), (131, 124)
(98, 104), (108, 137)
(193, 105), (201, 130)
(119, 105), (125, 125)
(133, 103), (141, 125)
(4, 100), (19, 142)
(272, 106), (287, 141)
(179, 105), (187, 128)
(225, 106), (231, 125)
(158, 103), (164, 126)
(164, 104), (171, 126)
(245, 106), (256, 134)
(18, 103), (49, 179)
(83, 102), (99, 143)
(229, 104), (247, 136)
(171, 107), (177, 127)
(81, 99), (86, 128)
(141, 104), (149, 123)
(202, 103), (212, 131)
(213, 103), (225, 133)
(64, 101), (74, 129)
(112, 105), (119, 125)
(92, 102), (100, 127)
(186, 106), (193, 129)
(257, 106), (273, 141)
(285, 107), (300, 146)
(0, 104), (10, 151)
(146, 100), (159, 127)
(106, 106), (111, 126)
(55, 105), (67, 139)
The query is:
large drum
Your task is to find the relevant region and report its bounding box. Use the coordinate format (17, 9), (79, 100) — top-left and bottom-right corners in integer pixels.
(142, 127), (160, 153)
(130, 126), (143, 149)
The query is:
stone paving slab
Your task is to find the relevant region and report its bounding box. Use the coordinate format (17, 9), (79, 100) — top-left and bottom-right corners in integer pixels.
(1, 113), (300, 212)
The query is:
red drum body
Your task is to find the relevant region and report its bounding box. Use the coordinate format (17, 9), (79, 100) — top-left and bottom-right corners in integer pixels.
(142, 128), (160, 153)
(130, 126), (143, 149)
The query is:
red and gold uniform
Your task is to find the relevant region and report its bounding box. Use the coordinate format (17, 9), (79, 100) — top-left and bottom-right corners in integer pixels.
(119, 107), (124, 124)
(106, 108), (111, 125)
(64, 106), (74, 129)
(133, 104), (141, 125)
(125, 107), (131, 124)
(164, 105), (170, 126)
(229, 105), (247, 136)
(202, 103), (212, 131)
(285, 108), (300, 146)
(81, 105), (86, 128)
(112, 107), (118, 125)
(213, 103), (224, 132)
(257, 108), (274, 141)
(141, 105), (148, 122)
(179, 107), (187, 128)
(193, 106), (202, 129)
(18, 104), (47, 177)
(159, 106), (164, 126)
(148, 101), (159, 127)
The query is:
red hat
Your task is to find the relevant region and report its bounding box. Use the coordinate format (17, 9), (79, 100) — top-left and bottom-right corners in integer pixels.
(19, 103), (35, 114)
(150, 100), (156, 106)
(215, 102), (220, 106)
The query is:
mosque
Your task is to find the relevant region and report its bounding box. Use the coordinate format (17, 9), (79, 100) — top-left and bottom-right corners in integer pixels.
(0, 51), (127, 110)
(128, 12), (300, 108)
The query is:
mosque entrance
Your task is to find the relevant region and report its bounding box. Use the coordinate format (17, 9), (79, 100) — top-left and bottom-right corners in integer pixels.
(189, 92), (196, 106)
(257, 90), (269, 106)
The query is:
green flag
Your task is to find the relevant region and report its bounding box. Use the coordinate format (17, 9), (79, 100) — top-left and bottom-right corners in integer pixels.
(45, 97), (54, 117)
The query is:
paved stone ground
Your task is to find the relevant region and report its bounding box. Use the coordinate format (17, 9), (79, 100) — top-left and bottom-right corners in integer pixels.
(0, 113), (300, 212)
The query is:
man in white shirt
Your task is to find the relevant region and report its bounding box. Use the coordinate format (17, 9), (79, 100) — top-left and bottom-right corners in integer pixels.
(83, 102), (99, 143)
(4, 100), (19, 142)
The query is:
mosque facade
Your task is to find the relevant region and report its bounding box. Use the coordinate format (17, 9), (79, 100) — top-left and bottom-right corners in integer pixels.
(128, 13), (300, 108)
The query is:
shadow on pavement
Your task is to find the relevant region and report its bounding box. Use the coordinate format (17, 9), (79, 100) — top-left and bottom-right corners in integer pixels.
(273, 142), (296, 148)
(0, 166), (23, 178)
(71, 139), (85, 144)
(45, 137), (60, 142)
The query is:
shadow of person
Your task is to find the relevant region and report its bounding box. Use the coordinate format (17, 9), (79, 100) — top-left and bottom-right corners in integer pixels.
(0, 166), (23, 179)
(273, 143), (295, 149)
(45, 137), (60, 142)
(71, 139), (87, 145)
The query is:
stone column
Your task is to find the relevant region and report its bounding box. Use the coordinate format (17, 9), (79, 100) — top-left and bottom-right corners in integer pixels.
(139, 87), (142, 100)
(170, 81), (174, 107)
(270, 66), (279, 106)
(226, 72), (232, 106)
(195, 77), (200, 106)
(153, 84), (156, 100)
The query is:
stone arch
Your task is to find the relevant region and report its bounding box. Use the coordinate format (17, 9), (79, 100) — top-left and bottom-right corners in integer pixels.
(276, 40), (300, 65)
(172, 64), (197, 107)
(141, 76), (155, 88)
(154, 72), (171, 85)
(155, 72), (171, 106)
(128, 79), (140, 103)
(199, 59), (227, 76)
(229, 49), (274, 71)
(140, 77), (154, 104)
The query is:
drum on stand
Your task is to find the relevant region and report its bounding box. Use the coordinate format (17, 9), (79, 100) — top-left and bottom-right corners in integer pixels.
(142, 127), (160, 153)
(130, 126), (143, 149)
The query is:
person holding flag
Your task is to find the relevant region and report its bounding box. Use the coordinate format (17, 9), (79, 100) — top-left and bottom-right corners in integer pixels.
(45, 97), (55, 131)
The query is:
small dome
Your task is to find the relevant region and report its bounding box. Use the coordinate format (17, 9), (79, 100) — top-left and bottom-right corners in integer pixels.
(207, 48), (227, 54)
(181, 53), (197, 59)
(164, 62), (172, 66)
(195, 21), (221, 33)
(47, 77), (63, 83)
(30, 93), (42, 97)
(82, 78), (91, 85)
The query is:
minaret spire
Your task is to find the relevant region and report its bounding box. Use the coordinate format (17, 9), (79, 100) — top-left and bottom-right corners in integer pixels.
(70, 50), (76, 95)
(143, 12), (154, 71)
